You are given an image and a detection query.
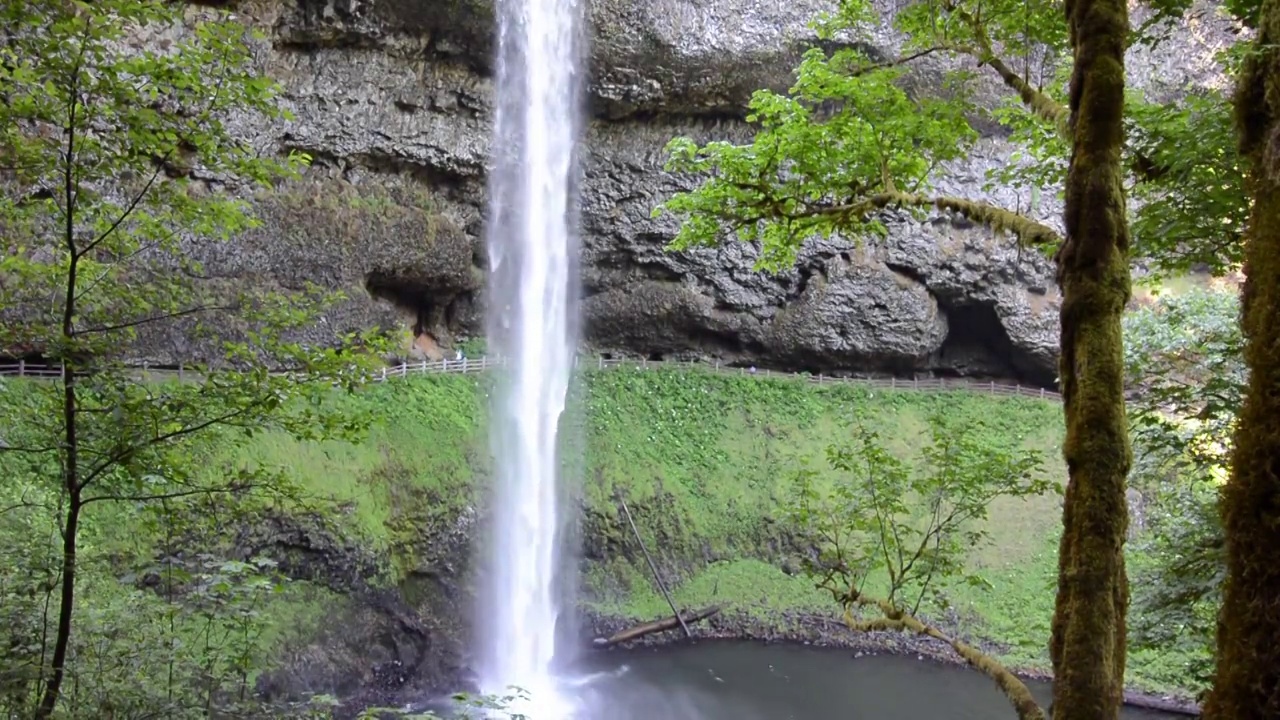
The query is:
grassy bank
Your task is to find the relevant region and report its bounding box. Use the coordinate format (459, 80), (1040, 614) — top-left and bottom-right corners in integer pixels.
(259, 369), (1090, 684)
(0, 367), (1192, 699)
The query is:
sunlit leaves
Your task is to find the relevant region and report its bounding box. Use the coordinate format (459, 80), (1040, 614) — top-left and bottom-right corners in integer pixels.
(1128, 90), (1248, 278)
(1123, 286), (1241, 692)
(896, 0), (1068, 71)
(655, 36), (976, 271)
(786, 415), (1049, 616)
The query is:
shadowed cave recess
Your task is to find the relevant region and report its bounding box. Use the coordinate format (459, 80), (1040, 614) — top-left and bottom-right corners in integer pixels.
(361, 268), (1057, 390)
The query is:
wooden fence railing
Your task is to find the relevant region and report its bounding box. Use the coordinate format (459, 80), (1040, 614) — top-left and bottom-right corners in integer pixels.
(0, 355), (1062, 401)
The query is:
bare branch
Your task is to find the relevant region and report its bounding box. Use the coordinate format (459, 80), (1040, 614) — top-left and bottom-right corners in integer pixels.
(78, 398), (269, 491)
(75, 154), (171, 259)
(81, 483), (254, 507)
(72, 304), (235, 337)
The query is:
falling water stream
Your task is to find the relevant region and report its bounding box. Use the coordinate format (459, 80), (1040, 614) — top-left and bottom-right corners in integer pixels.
(480, 0), (582, 716)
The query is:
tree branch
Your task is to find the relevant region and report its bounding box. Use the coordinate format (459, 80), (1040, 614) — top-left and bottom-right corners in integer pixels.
(81, 483), (254, 507)
(940, 1), (1070, 135)
(78, 398), (268, 491)
(797, 190), (1061, 246)
(72, 304), (235, 337)
(842, 592), (1046, 720)
(75, 153), (171, 259)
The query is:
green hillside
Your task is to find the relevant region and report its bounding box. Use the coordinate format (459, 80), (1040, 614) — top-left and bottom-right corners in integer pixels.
(3, 367), (1192, 697)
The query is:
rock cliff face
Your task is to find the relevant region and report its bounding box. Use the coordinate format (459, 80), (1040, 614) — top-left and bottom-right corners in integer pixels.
(177, 0), (1230, 386)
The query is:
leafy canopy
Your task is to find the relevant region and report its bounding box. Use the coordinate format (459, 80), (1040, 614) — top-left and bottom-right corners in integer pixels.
(653, 2), (998, 272)
(1123, 286), (1242, 692)
(0, 1), (386, 716)
(654, 0), (1248, 280)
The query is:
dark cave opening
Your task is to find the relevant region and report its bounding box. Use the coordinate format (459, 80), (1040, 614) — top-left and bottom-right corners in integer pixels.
(936, 303), (1056, 388)
(365, 271), (435, 335)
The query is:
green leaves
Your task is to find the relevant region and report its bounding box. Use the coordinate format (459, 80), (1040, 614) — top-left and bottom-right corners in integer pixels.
(654, 17), (977, 271)
(1128, 88), (1248, 278)
(0, 3), (388, 715)
(655, 0), (1248, 281)
(787, 414), (1049, 616)
(1123, 286), (1240, 691)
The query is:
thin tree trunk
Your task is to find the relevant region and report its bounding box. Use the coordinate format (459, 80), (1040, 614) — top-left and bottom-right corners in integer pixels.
(1203, 4), (1280, 715)
(35, 494), (80, 719)
(1049, 0), (1132, 716)
(38, 91), (83, 718)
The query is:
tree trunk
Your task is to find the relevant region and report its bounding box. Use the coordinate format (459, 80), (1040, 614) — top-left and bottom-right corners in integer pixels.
(1049, 0), (1132, 717)
(1203, 3), (1280, 716)
(35, 494), (80, 719)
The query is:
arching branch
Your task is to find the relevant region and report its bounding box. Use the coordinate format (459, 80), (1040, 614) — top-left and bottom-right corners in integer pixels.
(842, 592), (1047, 720)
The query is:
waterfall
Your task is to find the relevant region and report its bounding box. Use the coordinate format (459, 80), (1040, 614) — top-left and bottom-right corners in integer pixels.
(480, 0), (582, 715)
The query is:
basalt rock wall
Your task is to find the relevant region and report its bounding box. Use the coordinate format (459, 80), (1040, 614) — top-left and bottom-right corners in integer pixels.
(167, 0), (1236, 385)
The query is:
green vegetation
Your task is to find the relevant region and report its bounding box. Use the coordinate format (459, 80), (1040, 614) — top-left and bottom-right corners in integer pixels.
(0, 0), (1267, 715)
(0, 1), (385, 716)
(649, 0), (1268, 712)
(272, 369), (1085, 686)
(258, 361), (1232, 699)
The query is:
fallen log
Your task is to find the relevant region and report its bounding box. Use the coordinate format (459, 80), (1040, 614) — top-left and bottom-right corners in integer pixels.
(592, 605), (722, 648)
(620, 498), (690, 638)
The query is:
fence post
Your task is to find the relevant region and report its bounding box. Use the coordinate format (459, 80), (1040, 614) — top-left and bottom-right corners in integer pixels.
(598, 356), (603, 370)
(1040, 387), (1045, 399)
(381, 367), (387, 381)
(17, 358), (24, 376)
(178, 364), (184, 382)
(891, 377), (896, 389)
(817, 373), (823, 384)
(990, 380), (995, 393)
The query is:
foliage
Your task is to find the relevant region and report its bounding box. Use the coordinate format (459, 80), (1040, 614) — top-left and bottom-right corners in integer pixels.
(654, 0), (1246, 280)
(786, 415), (1051, 616)
(651, 0), (1072, 272)
(785, 414), (1053, 720)
(1123, 287), (1242, 694)
(1124, 287), (1243, 484)
(1128, 88), (1249, 278)
(0, 1), (386, 716)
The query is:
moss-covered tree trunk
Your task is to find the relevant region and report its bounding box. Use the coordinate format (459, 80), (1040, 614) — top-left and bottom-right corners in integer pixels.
(1048, 0), (1132, 717)
(1203, 3), (1280, 716)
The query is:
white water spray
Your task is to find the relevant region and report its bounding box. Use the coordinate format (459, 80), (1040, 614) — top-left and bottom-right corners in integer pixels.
(480, 0), (582, 715)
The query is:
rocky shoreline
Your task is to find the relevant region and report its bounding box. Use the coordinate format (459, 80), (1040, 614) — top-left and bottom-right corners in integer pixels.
(332, 604), (1199, 717)
(583, 608), (1202, 717)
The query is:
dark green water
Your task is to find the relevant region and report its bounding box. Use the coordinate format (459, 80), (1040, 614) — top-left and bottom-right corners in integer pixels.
(567, 642), (1183, 720)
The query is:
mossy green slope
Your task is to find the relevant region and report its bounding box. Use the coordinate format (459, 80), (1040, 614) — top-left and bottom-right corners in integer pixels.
(251, 369), (1095, 683)
(3, 367), (1191, 697)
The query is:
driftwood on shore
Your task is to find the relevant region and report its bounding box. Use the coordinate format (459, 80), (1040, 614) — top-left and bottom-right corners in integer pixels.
(591, 605), (722, 648)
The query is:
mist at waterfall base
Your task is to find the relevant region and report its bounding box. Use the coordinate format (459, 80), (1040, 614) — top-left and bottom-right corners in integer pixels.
(476, 0), (582, 715)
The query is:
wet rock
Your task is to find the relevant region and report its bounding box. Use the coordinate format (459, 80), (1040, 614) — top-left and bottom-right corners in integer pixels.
(138, 1), (1239, 379)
